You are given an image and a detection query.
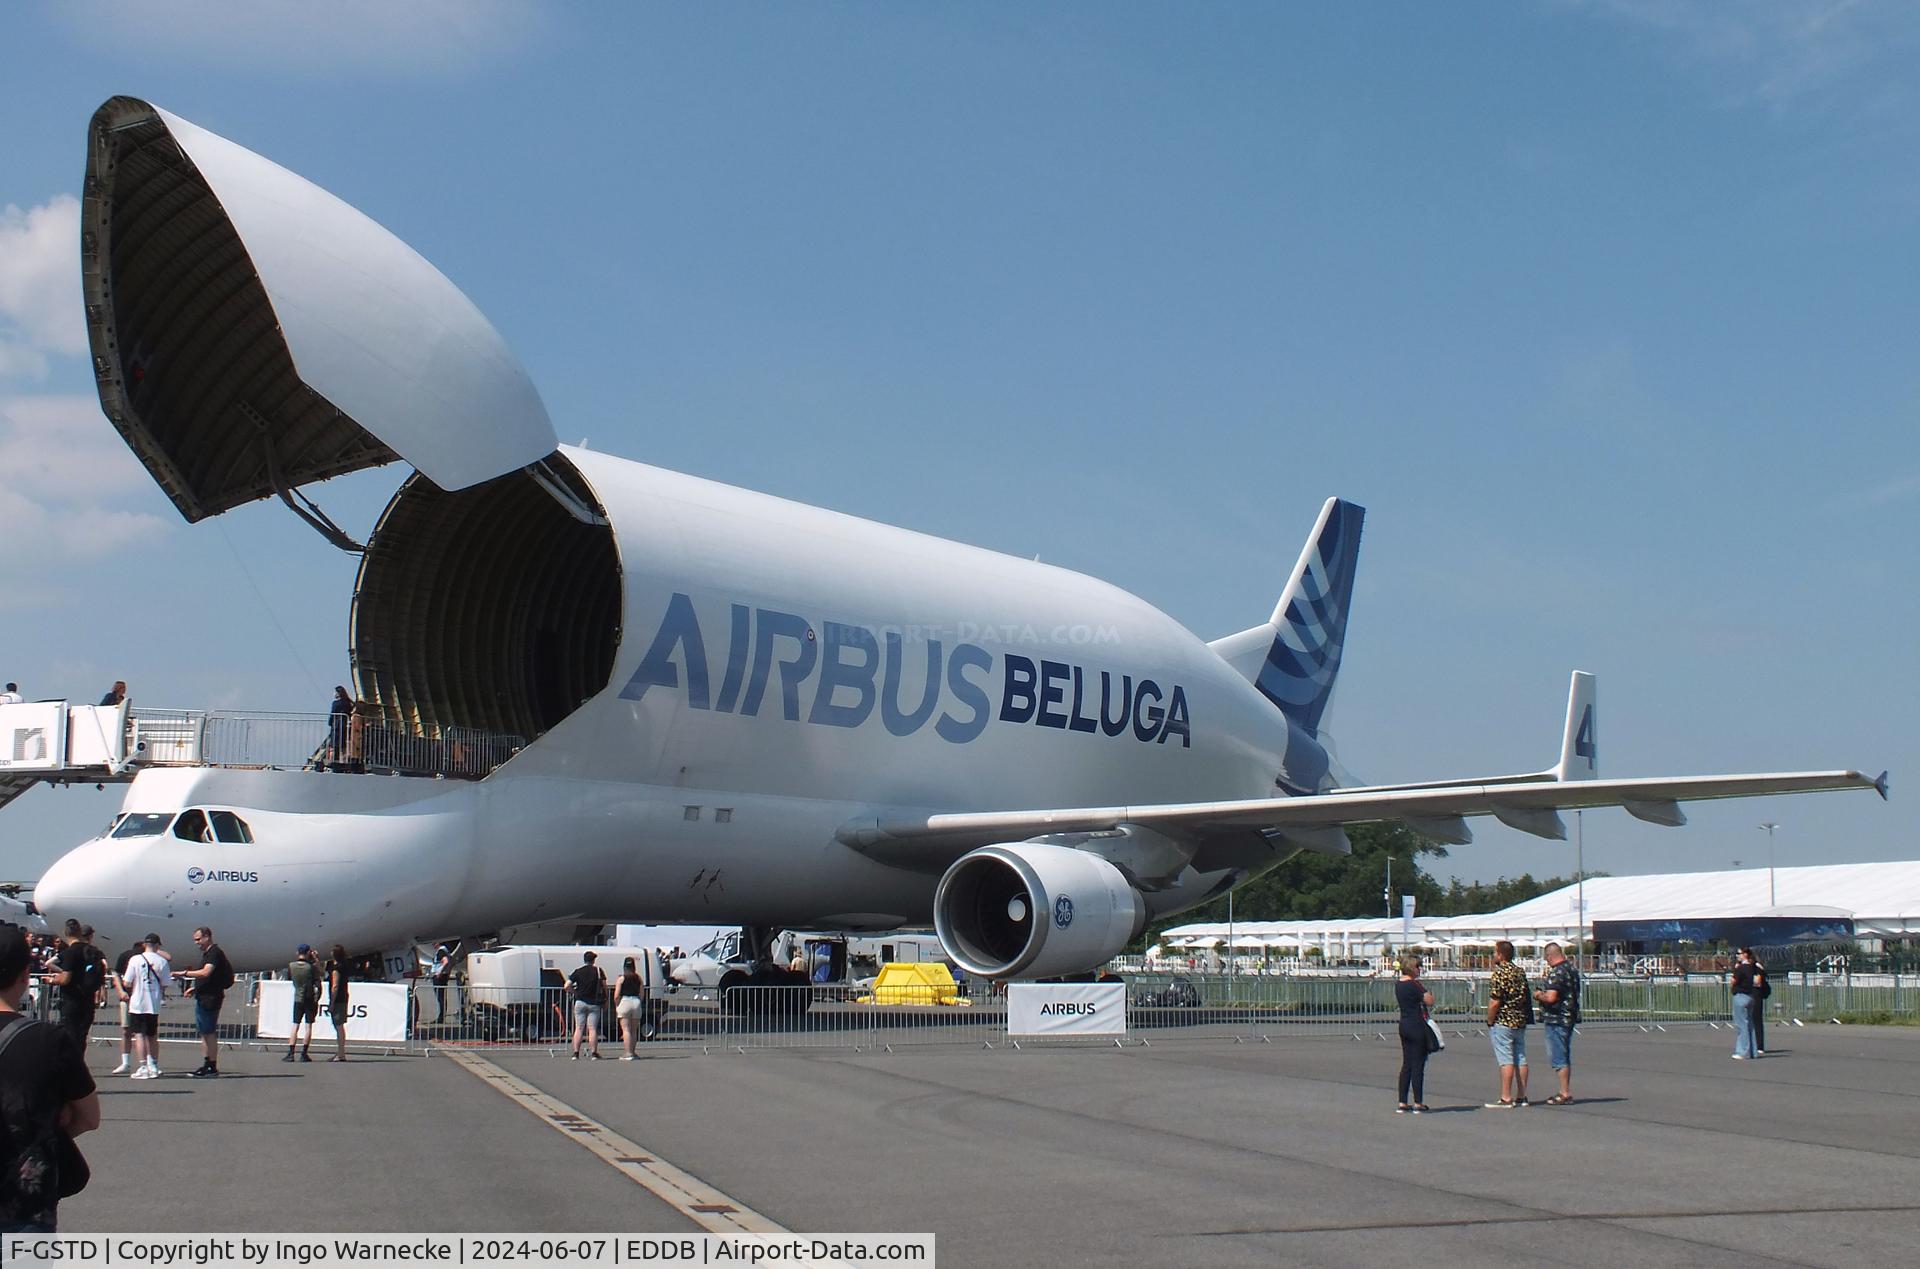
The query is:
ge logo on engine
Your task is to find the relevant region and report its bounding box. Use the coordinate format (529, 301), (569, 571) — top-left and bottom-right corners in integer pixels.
(1053, 895), (1074, 929)
(186, 867), (206, 885)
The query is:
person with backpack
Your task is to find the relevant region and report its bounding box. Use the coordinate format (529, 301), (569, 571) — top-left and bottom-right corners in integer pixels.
(48, 920), (104, 1052)
(172, 927), (235, 1078)
(120, 933), (172, 1079)
(0, 924), (99, 1233)
(1533, 941), (1582, 1105)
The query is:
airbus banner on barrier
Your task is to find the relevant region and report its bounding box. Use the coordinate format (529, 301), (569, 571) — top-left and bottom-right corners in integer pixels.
(256, 980), (413, 1043)
(1007, 982), (1127, 1037)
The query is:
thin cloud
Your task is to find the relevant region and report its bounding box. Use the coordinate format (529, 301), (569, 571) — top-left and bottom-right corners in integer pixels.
(1859, 471), (1920, 507)
(52, 0), (547, 78)
(0, 196), (85, 381)
(1567, 0), (1920, 119)
(0, 395), (171, 573)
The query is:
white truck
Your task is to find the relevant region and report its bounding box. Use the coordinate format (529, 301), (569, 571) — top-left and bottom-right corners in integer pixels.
(671, 930), (947, 995)
(467, 944), (673, 1041)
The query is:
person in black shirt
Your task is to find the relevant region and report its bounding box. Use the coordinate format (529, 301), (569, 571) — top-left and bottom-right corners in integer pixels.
(1729, 947), (1761, 1059)
(1395, 954), (1436, 1114)
(172, 927), (234, 1077)
(567, 952), (607, 1060)
(109, 941), (140, 1075)
(48, 920), (101, 1052)
(326, 686), (352, 768)
(0, 924), (100, 1233)
(326, 945), (352, 1062)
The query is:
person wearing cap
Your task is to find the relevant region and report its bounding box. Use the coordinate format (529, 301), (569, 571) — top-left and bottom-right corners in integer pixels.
(120, 933), (172, 1079)
(285, 944), (321, 1062)
(0, 924), (100, 1232)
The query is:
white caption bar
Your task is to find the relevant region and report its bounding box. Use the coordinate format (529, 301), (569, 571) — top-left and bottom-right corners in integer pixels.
(3, 1234), (935, 1269)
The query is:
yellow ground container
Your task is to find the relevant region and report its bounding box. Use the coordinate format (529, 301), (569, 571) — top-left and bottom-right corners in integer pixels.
(867, 961), (962, 1006)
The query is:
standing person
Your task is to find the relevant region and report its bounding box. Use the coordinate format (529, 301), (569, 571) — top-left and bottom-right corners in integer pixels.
(324, 945), (352, 1061)
(48, 920), (102, 1052)
(611, 956), (646, 1060)
(567, 951), (607, 1060)
(285, 945), (321, 1062)
(0, 925), (100, 1233)
(109, 939), (141, 1075)
(1484, 940), (1533, 1108)
(1730, 947), (1762, 1059)
(120, 933), (172, 1079)
(1394, 954), (1435, 1114)
(97, 681), (127, 707)
(1751, 952), (1770, 1056)
(1533, 942), (1582, 1105)
(326, 686), (352, 767)
(172, 927), (234, 1078)
(429, 943), (454, 1024)
(0, 681), (22, 704)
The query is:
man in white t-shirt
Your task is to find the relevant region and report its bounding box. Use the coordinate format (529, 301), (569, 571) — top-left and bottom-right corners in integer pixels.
(0, 681), (23, 705)
(121, 933), (173, 1078)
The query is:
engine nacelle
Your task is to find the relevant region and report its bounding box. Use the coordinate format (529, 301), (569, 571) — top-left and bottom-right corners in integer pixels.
(934, 842), (1146, 980)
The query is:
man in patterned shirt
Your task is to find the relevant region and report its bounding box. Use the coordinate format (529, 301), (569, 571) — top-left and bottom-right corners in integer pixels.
(1533, 941), (1581, 1104)
(1484, 940), (1533, 1108)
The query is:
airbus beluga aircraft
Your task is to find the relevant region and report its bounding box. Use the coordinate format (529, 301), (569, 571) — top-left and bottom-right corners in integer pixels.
(33, 97), (1887, 977)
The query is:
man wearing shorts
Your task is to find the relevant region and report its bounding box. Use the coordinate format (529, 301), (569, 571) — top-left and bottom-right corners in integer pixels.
(567, 952), (607, 1060)
(1485, 940), (1532, 1108)
(121, 933), (172, 1079)
(285, 944), (321, 1062)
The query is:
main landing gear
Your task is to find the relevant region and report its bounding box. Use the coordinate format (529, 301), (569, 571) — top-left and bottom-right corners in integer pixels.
(717, 926), (811, 1017)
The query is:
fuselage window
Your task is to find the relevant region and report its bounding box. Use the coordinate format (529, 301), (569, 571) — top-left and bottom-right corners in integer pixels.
(112, 812), (174, 839)
(173, 809), (212, 842)
(210, 811), (253, 844)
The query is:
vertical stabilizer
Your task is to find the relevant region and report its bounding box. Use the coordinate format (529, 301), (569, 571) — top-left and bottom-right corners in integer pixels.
(1253, 498), (1365, 736)
(1556, 671), (1598, 781)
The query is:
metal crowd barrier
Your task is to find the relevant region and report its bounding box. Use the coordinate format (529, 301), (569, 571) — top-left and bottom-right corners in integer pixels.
(46, 967), (1912, 1067)
(128, 707), (525, 780)
(48, 972), (432, 1062)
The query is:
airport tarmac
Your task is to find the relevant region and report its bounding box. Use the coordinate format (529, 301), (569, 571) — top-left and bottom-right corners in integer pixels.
(62, 1024), (1920, 1267)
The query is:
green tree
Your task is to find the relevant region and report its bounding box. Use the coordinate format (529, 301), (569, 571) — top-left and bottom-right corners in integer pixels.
(1147, 822), (1449, 941)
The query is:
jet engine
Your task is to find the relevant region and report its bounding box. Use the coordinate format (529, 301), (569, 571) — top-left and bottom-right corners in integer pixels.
(933, 842), (1146, 980)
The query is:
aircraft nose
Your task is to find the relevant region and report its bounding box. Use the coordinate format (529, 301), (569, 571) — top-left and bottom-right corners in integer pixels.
(35, 840), (130, 935)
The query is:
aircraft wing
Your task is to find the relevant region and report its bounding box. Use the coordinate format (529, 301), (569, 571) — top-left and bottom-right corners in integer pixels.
(838, 769), (1888, 868)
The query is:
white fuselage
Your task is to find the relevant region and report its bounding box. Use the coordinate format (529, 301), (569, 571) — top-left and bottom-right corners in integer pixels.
(37, 448), (1299, 968)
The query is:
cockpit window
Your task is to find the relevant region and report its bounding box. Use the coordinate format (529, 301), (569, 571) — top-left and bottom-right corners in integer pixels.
(112, 812), (174, 838)
(174, 809), (211, 842)
(210, 811), (253, 844)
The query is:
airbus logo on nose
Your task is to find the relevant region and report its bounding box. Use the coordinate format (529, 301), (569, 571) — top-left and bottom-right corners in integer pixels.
(186, 867), (206, 884)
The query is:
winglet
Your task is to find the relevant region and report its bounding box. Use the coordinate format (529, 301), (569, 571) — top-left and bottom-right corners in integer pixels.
(1876, 771), (1890, 801)
(1554, 671), (1598, 782)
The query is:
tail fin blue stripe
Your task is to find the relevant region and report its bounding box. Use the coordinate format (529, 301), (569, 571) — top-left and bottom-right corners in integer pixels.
(1256, 498), (1364, 735)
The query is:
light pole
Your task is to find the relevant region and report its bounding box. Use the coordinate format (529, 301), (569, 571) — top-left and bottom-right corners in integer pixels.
(1758, 822), (1780, 908)
(1575, 809), (1585, 952)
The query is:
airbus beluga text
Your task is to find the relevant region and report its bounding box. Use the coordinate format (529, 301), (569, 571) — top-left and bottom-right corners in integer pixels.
(31, 98), (1887, 978)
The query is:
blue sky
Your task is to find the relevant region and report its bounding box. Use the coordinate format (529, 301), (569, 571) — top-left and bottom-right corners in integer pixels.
(1, 2), (1913, 894)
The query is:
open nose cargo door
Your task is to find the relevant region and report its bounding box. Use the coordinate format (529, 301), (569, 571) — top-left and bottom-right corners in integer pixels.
(81, 95), (558, 523)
